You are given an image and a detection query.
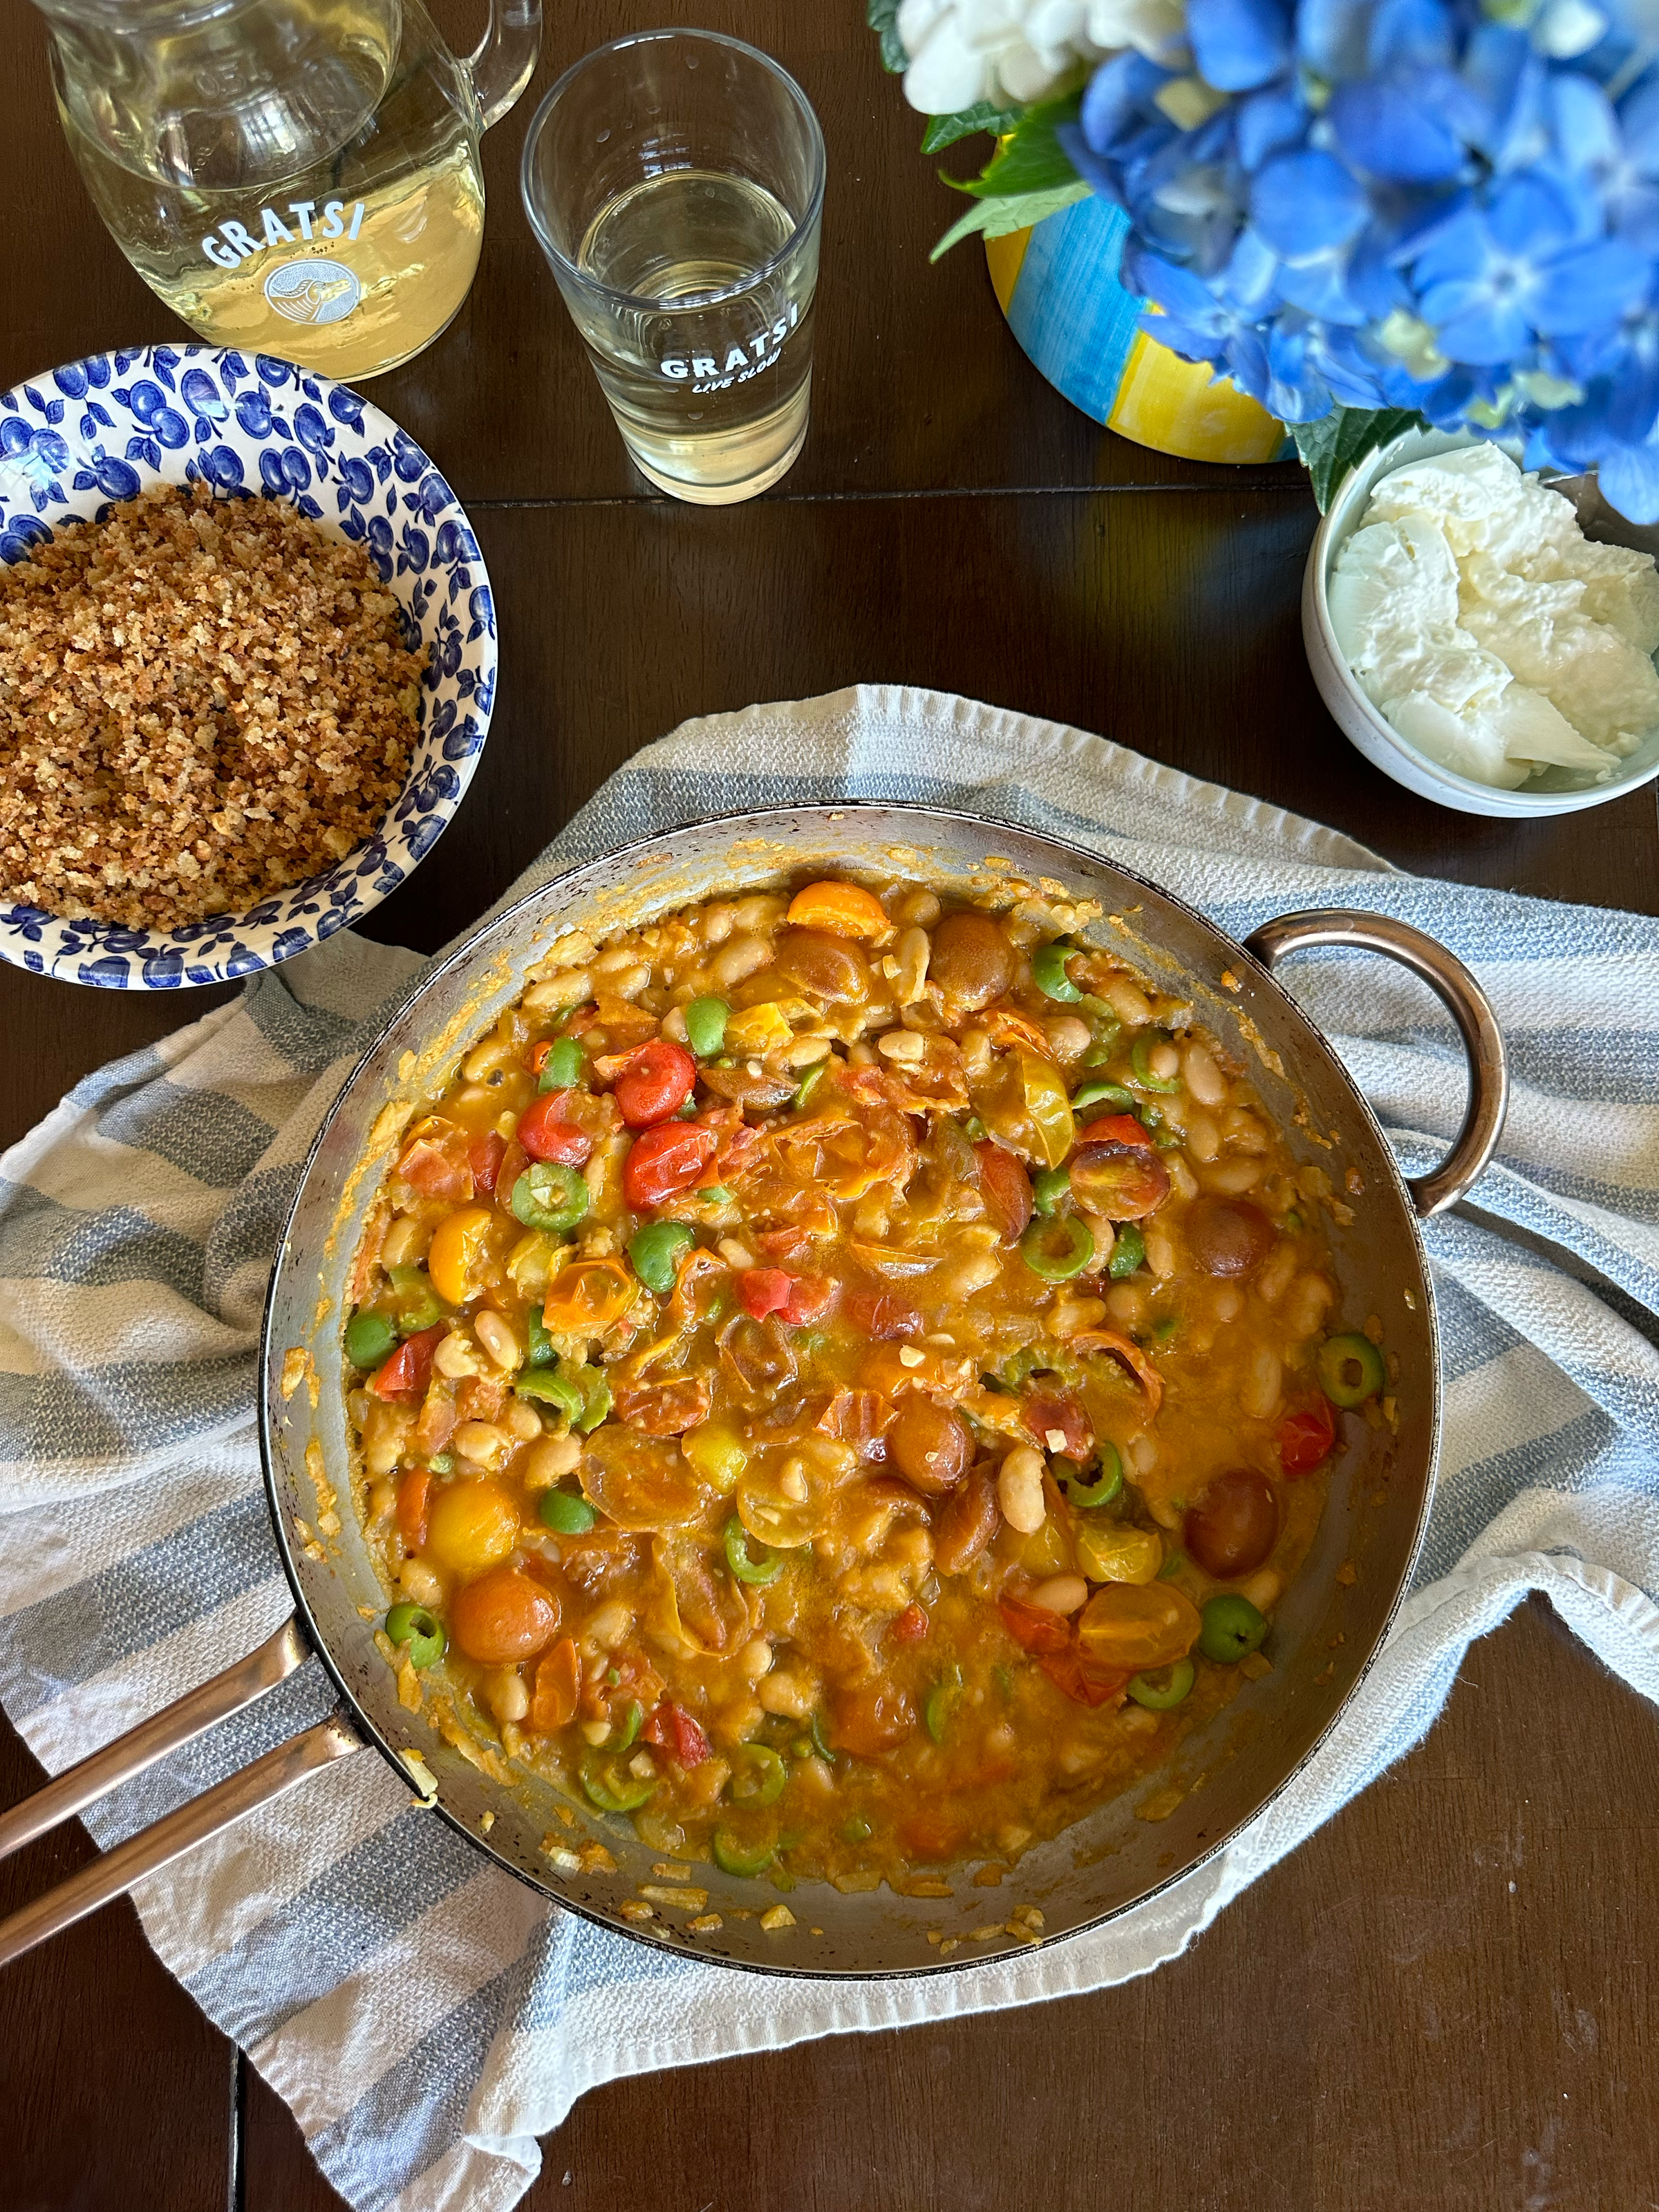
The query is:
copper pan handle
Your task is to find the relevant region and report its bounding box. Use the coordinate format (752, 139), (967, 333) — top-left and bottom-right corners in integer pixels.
(0, 1615), (365, 1969)
(1243, 908), (1509, 1218)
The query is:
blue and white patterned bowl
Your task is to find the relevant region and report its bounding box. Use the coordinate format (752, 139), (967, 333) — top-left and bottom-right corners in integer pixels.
(0, 345), (496, 988)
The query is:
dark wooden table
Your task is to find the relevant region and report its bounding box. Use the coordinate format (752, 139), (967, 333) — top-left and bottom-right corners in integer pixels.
(5, 4), (1658, 2207)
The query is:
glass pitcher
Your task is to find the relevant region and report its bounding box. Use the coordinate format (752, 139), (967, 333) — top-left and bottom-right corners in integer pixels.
(32, 0), (542, 382)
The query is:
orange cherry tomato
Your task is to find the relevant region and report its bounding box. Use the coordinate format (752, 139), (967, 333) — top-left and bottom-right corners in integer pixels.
(612, 1038), (697, 1127)
(395, 1465), (432, 1550)
(624, 1121), (718, 1210)
(1076, 1114), (1153, 1150)
(450, 1566), (559, 1665)
(529, 1637), (582, 1732)
(785, 879), (889, 939)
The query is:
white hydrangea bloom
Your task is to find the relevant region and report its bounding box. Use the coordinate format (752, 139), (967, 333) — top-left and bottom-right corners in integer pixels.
(897, 0), (1185, 114)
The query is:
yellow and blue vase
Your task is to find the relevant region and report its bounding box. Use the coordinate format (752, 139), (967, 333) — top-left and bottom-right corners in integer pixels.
(986, 194), (1291, 464)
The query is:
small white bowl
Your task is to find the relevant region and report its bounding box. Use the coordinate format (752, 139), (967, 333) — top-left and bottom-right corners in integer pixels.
(0, 345), (496, 988)
(1303, 426), (1659, 818)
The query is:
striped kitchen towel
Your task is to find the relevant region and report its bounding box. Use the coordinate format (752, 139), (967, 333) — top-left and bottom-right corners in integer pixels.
(2, 684), (1657, 2212)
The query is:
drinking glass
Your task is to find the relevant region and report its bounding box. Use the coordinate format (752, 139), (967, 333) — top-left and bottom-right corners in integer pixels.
(521, 30), (825, 505)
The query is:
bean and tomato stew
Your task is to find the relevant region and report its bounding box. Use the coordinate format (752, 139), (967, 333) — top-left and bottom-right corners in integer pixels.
(344, 878), (1389, 1889)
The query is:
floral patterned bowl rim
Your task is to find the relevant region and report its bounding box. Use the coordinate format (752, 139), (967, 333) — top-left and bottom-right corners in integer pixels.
(0, 344), (496, 989)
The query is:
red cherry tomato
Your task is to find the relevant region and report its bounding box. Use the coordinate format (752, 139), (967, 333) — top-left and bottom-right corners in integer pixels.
(844, 1290), (924, 1340)
(974, 1140), (1033, 1243)
(395, 1465), (432, 1548)
(371, 1323), (446, 1401)
(889, 1601), (930, 1643)
(1076, 1114), (1153, 1150)
(624, 1121), (718, 1210)
(781, 1274), (833, 1324)
(1040, 1648), (1129, 1707)
(468, 1132), (505, 1194)
(737, 1268), (793, 1319)
(613, 1039), (697, 1127)
(516, 1091), (594, 1165)
(1278, 1400), (1338, 1474)
(641, 1701), (710, 1768)
(1023, 1388), (1092, 1460)
(997, 1594), (1073, 1656)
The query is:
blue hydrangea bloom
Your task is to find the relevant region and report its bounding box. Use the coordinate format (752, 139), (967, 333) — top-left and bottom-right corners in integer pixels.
(1057, 0), (1659, 518)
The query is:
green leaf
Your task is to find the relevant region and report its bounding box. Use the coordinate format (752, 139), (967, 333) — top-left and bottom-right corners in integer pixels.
(1292, 406), (1428, 509)
(867, 0), (907, 73)
(930, 179), (1091, 261)
(921, 100), (1021, 153)
(946, 77), (1085, 199)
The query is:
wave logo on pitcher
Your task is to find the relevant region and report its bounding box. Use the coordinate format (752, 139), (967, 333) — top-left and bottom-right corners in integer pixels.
(662, 301), (799, 391)
(264, 259), (364, 326)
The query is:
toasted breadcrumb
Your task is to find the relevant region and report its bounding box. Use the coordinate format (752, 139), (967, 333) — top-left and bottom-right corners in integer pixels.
(0, 481), (423, 928)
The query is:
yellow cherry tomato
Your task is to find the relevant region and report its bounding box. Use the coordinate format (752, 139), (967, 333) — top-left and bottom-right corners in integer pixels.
(427, 1204), (494, 1306)
(1019, 1052), (1077, 1170)
(682, 1421), (748, 1491)
(1076, 1524), (1163, 1586)
(785, 879), (889, 939)
(426, 1478), (521, 1577)
(1076, 1581), (1201, 1671)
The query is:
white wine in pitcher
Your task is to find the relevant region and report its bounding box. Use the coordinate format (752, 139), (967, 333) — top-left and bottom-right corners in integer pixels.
(32, 0), (541, 382)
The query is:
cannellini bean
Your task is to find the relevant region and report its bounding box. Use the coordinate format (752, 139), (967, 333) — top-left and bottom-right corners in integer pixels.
(366, 1477), (396, 1522)
(1051, 1295), (1106, 1336)
(1255, 1241), (1298, 1306)
(524, 968), (591, 1011)
(1168, 1153), (1199, 1203)
(474, 1311), (521, 1371)
(1238, 1568), (1283, 1613)
(698, 900), (736, 944)
(1185, 1113), (1220, 1163)
(1102, 976), (1154, 1027)
(1284, 1271), (1335, 1340)
(1028, 1573), (1089, 1615)
(1206, 1157), (1264, 1193)
(733, 893), (787, 932)
(486, 1667), (529, 1725)
(1227, 1110), (1270, 1153)
(594, 944), (641, 977)
(846, 1040), (876, 1067)
(1143, 1222), (1177, 1280)
(660, 1004), (689, 1043)
(433, 1330), (480, 1380)
(894, 888), (941, 928)
(1081, 1210), (1115, 1267)
(585, 1600), (633, 1651)
(785, 1032), (832, 1067)
(401, 1558), (444, 1607)
(957, 1027), (993, 1076)
(877, 1027), (926, 1064)
(1128, 1433), (1159, 1474)
(738, 1637), (774, 1682)
(453, 1420), (512, 1468)
(502, 1400), (543, 1443)
(1182, 1040), (1227, 1105)
(1148, 1040), (1180, 1081)
(997, 1445), (1047, 1533)
(362, 1401), (411, 1476)
(1106, 1282), (1146, 1325)
(601, 961), (649, 1001)
(893, 926), (931, 1004)
(1240, 1345), (1283, 1420)
(758, 1669), (816, 1719)
(710, 933), (771, 989)
(1043, 1013), (1092, 1061)
(1210, 1283), (1244, 1323)
(381, 1212), (426, 1268)
(462, 1035), (516, 1082)
(940, 1251), (1002, 1299)
(522, 1433), (582, 1488)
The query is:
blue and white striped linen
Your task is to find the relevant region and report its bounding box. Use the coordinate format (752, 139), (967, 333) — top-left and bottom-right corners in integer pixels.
(2, 684), (1657, 2212)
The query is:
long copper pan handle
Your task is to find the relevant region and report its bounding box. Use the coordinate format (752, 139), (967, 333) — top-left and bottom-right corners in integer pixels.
(0, 1714), (362, 1969)
(0, 1615), (310, 1864)
(1244, 909), (1509, 1218)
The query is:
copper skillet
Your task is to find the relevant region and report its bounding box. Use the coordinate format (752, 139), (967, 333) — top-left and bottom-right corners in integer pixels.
(0, 803), (1508, 1976)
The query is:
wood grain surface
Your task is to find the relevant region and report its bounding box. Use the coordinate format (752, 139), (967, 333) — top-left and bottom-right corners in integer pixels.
(1, 0), (1656, 2206)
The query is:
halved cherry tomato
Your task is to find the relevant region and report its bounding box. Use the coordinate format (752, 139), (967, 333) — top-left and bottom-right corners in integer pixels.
(974, 1140), (1033, 1244)
(1076, 1114), (1153, 1150)
(1040, 1648), (1129, 1707)
(612, 1039), (697, 1127)
(529, 1039), (552, 1074)
(889, 1601), (930, 1643)
(1069, 1141), (1171, 1221)
(785, 879), (889, 939)
(517, 1091), (593, 1165)
(997, 1593), (1073, 1656)
(1278, 1399), (1338, 1474)
(427, 1204), (494, 1306)
(468, 1132), (506, 1194)
(395, 1465), (432, 1549)
(831, 1680), (916, 1755)
(371, 1323), (446, 1400)
(624, 1121), (718, 1210)
(781, 1273), (833, 1324)
(641, 1701), (710, 1768)
(529, 1638), (581, 1733)
(737, 1268), (792, 1319)
(1023, 1388), (1092, 1460)
(843, 1290), (923, 1340)
(397, 1123), (474, 1199)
